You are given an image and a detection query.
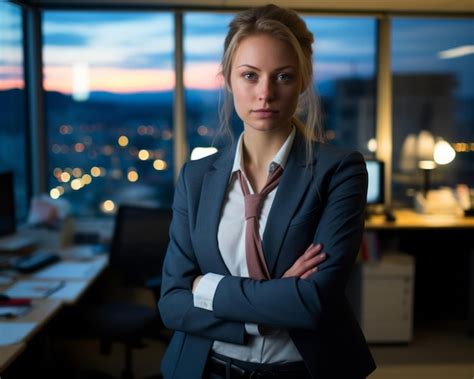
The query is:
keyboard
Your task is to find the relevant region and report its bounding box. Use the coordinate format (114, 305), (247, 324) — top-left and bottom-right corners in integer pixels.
(14, 251), (61, 273)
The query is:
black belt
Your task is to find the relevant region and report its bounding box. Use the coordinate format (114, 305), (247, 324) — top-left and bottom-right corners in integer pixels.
(206, 353), (309, 379)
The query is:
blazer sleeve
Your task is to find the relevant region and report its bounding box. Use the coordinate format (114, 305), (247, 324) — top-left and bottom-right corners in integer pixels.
(212, 151), (368, 331)
(158, 162), (246, 344)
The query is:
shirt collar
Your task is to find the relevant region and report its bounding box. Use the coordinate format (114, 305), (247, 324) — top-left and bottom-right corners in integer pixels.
(231, 126), (296, 176)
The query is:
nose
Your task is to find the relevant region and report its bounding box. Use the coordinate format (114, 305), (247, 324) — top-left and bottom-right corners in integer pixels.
(258, 77), (275, 102)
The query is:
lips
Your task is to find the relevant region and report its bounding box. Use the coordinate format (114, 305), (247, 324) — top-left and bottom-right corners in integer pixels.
(252, 109), (278, 118)
(253, 108), (278, 113)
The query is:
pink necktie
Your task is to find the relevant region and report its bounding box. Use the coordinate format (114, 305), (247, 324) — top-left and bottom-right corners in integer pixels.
(236, 164), (284, 280)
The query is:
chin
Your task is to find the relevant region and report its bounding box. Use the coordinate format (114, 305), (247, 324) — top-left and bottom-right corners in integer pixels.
(245, 119), (290, 133)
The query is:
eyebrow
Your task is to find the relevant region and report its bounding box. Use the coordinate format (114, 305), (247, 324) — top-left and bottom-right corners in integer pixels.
(236, 64), (295, 71)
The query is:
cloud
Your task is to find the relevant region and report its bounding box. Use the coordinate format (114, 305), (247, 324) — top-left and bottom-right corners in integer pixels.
(44, 32), (89, 47)
(184, 35), (226, 58)
(43, 12), (174, 69)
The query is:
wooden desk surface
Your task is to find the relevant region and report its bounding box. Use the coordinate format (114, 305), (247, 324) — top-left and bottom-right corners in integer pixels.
(0, 252), (108, 373)
(365, 209), (474, 230)
(0, 343), (26, 373)
(0, 299), (61, 373)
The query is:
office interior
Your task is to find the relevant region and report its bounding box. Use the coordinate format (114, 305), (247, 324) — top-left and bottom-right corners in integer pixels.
(0, 0), (473, 378)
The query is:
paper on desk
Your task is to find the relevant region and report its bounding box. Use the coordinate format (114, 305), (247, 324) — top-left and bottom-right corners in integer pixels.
(33, 260), (103, 280)
(0, 322), (37, 345)
(49, 281), (88, 301)
(4, 280), (64, 299)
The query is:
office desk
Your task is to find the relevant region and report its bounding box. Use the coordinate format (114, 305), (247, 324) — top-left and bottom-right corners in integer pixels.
(365, 209), (474, 230)
(0, 253), (108, 373)
(365, 209), (474, 335)
(0, 299), (62, 372)
(0, 344), (25, 372)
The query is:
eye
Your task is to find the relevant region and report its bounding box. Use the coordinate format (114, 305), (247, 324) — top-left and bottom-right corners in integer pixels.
(276, 72), (293, 82)
(242, 72), (257, 81)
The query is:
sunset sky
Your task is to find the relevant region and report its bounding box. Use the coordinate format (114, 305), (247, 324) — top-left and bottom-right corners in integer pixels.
(1, 5), (473, 96)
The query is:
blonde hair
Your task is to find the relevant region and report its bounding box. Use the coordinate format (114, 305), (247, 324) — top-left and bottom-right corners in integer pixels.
(217, 4), (324, 165)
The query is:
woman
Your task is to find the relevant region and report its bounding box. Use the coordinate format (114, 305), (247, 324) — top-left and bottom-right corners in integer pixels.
(159, 4), (376, 379)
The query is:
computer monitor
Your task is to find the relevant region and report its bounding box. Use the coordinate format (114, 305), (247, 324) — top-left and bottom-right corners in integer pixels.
(0, 171), (16, 237)
(366, 160), (384, 206)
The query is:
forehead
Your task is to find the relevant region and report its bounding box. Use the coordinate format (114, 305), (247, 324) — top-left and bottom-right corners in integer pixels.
(232, 34), (298, 69)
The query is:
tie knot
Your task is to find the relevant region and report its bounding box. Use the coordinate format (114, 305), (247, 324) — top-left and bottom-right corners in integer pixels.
(244, 194), (264, 220)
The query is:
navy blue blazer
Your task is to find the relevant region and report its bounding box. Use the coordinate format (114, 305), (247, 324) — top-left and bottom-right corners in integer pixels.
(159, 132), (376, 379)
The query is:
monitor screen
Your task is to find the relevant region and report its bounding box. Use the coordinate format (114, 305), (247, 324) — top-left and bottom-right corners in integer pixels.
(366, 160), (384, 205)
(0, 171), (16, 237)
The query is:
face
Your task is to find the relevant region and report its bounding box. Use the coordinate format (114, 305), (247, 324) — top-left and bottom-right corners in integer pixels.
(229, 33), (302, 134)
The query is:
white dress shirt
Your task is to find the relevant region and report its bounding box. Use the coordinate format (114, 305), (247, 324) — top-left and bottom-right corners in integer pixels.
(193, 127), (303, 363)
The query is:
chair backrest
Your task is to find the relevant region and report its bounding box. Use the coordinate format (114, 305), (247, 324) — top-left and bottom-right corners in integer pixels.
(109, 205), (172, 286)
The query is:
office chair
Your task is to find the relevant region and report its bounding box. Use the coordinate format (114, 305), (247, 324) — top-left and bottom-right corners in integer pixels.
(84, 205), (172, 379)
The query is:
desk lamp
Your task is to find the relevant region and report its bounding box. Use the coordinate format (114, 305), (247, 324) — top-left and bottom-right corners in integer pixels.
(416, 130), (436, 197)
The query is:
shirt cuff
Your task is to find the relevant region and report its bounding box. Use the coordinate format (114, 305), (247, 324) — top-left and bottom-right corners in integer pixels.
(193, 273), (224, 311)
(245, 323), (261, 336)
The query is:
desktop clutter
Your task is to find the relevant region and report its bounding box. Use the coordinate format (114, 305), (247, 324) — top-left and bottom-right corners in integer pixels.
(0, 194), (106, 327)
(414, 184), (474, 216)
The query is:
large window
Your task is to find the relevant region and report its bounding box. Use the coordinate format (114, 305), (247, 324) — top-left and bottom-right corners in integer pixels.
(184, 12), (235, 155)
(304, 16), (377, 154)
(183, 13), (376, 156)
(392, 18), (474, 207)
(0, 2), (28, 221)
(42, 11), (175, 216)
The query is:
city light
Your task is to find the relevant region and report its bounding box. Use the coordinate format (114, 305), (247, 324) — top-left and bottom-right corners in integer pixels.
(52, 144), (61, 154)
(72, 168), (82, 177)
(74, 143), (85, 152)
(50, 188), (60, 199)
(127, 170), (139, 182)
(90, 166), (101, 177)
(118, 135), (129, 147)
(59, 125), (73, 135)
(101, 200), (115, 213)
(82, 174), (92, 184)
(103, 145), (113, 156)
(153, 159), (168, 170)
(71, 178), (84, 190)
(138, 149), (150, 160)
(197, 125), (208, 136)
(60, 172), (71, 182)
(162, 130), (173, 140)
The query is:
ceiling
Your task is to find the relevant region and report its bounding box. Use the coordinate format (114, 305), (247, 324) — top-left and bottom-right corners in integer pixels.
(16, 0), (474, 14)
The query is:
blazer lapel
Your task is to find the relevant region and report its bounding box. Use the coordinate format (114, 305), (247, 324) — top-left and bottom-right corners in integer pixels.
(262, 133), (317, 276)
(195, 145), (235, 275)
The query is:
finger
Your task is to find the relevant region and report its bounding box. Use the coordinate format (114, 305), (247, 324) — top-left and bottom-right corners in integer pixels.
(293, 251), (326, 274)
(299, 253), (325, 273)
(303, 243), (323, 257)
(300, 267), (318, 279)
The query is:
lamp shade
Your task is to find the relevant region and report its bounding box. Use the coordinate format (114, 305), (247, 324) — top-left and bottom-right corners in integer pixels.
(416, 130), (435, 162)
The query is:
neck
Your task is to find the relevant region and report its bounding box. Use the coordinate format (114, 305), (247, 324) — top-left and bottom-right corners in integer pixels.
(242, 124), (292, 171)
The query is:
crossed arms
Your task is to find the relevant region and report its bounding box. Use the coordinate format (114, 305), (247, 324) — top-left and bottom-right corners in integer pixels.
(158, 151), (367, 344)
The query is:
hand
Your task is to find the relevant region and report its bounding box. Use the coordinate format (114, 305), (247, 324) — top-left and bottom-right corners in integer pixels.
(192, 275), (203, 294)
(283, 243), (326, 279)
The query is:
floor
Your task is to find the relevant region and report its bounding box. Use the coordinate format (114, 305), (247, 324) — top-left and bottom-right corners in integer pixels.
(45, 320), (473, 379)
(3, 320), (473, 379)
(369, 321), (474, 379)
